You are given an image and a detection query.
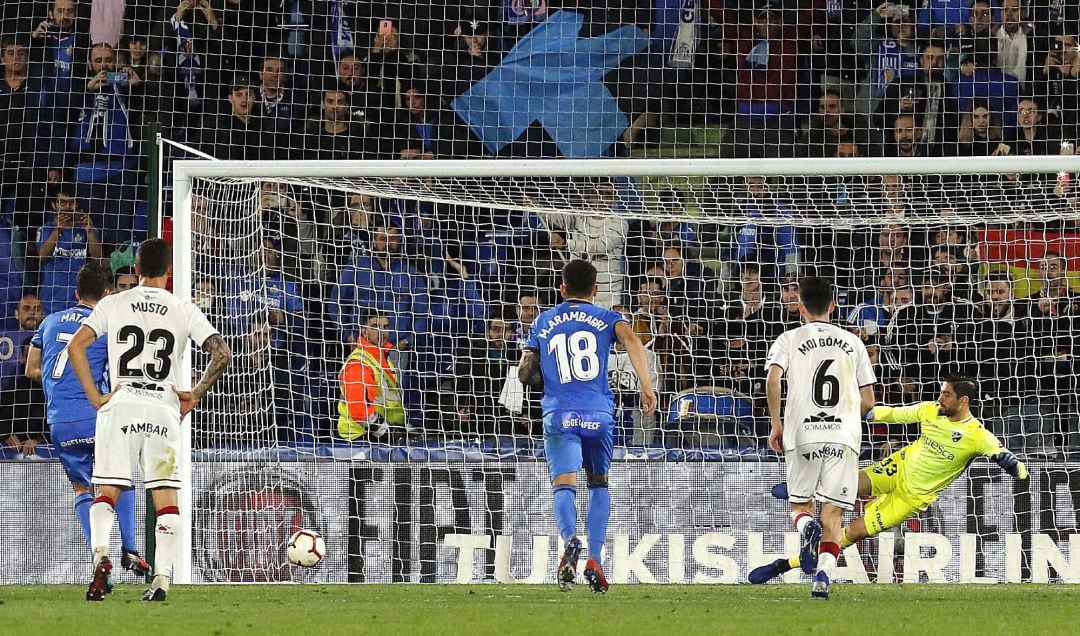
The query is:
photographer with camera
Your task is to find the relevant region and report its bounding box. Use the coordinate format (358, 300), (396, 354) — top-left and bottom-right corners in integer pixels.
(35, 184), (103, 314)
(68, 43), (138, 184)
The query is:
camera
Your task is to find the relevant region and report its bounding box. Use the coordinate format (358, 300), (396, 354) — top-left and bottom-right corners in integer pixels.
(106, 71), (129, 86)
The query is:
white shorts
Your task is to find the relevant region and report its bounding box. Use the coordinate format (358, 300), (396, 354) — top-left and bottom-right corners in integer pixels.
(92, 386), (182, 489)
(785, 442), (859, 510)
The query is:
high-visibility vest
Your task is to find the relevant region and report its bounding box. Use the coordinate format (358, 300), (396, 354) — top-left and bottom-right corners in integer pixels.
(337, 345), (405, 440)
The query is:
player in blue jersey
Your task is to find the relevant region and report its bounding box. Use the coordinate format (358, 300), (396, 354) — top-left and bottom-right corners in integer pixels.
(519, 260), (657, 594)
(26, 263), (149, 578)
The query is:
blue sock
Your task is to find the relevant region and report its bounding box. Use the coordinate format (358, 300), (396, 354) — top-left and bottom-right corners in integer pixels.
(116, 488), (137, 553)
(74, 493), (93, 550)
(552, 485), (578, 542)
(586, 486), (611, 562)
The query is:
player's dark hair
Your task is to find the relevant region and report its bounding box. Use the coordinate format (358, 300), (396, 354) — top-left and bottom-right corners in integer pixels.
(136, 238), (172, 278)
(945, 376), (978, 403)
(562, 259), (597, 298)
(76, 262), (113, 302)
(798, 276), (833, 315)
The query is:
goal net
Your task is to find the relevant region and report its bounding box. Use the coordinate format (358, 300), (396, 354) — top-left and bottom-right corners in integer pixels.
(173, 156), (1080, 585)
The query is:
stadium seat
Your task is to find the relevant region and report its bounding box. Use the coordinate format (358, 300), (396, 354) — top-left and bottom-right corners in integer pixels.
(663, 386), (754, 449)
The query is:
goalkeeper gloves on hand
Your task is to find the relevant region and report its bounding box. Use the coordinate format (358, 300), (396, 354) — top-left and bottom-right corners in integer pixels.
(992, 451), (1028, 480)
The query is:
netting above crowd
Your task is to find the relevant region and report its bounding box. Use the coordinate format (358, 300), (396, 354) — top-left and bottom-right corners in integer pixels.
(2, 1), (1080, 458)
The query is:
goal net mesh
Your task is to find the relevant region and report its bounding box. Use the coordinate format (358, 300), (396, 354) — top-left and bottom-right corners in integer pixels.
(182, 165), (1080, 584)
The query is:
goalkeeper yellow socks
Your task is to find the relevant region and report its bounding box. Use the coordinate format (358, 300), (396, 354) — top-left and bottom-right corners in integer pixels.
(841, 528), (853, 549)
(788, 556), (800, 570)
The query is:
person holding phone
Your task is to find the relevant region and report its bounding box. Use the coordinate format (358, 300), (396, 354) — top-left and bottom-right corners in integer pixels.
(36, 185), (103, 315)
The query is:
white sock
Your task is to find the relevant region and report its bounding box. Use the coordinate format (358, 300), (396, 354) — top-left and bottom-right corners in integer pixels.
(153, 513), (180, 591)
(791, 512), (813, 534)
(89, 500), (115, 564)
(818, 552), (837, 578)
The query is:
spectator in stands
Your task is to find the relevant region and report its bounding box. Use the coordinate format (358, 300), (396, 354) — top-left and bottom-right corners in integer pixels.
(237, 317), (311, 443)
(652, 190), (699, 257)
(733, 176), (799, 283)
(398, 82), (439, 160)
(847, 274), (913, 339)
(117, 34), (161, 119)
(554, 182), (628, 308)
(890, 275), (974, 399)
(154, 0), (221, 129)
(797, 90), (858, 158)
(730, 6), (798, 158)
(880, 41), (957, 155)
(0, 35), (45, 207)
(427, 249), (485, 337)
(662, 243), (717, 331)
(916, 0), (990, 41)
(958, 99), (1005, 155)
(1035, 33), (1080, 143)
(1018, 251), (1080, 454)
(447, 313), (519, 436)
(300, 87), (370, 160)
(256, 237), (305, 335)
(259, 181), (318, 283)
(885, 113), (928, 158)
(853, 222), (918, 294)
(204, 77), (270, 160)
(4, 294), (43, 333)
(996, 0), (1030, 86)
(330, 222), (428, 346)
(514, 289), (541, 344)
(777, 277), (802, 331)
(956, 0), (998, 66)
(1006, 98), (1056, 155)
(716, 266), (779, 397)
(333, 50), (402, 157)
(364, 18), (425, 102)
(31, 0), (84, 112)
(337, 312), (405, 440)
(35, 185), (102, 314)
(70, 43), (139, 181)
(325, 193), (376, 276)
(853, 4), (920, 115)
(192, 278), (228, 332)
(439, 18), (499, 99)
(254, 57), (307, 136)
(971, 273), (1050, 452)
(114, 267), (137, 291)
(608, 303), (661, 446)
(0, 338), (47, 456)
(954, 50), (1021, 131)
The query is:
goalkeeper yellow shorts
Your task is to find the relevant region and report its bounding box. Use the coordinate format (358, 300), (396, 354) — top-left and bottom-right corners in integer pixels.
(861, 450), (930, 537)
(864, 449), (905, 497)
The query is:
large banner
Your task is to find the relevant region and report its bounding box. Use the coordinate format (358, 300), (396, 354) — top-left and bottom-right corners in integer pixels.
(2, 460), (1077, 584)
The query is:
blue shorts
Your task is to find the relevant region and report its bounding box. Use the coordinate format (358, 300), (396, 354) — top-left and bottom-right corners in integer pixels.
(50, 419), (96, 487)
(543, 410), (614, 481)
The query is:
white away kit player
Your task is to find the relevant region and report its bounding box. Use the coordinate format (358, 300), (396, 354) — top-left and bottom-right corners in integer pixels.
(764, 276), (875, 599)
(68, 238), (232, 602)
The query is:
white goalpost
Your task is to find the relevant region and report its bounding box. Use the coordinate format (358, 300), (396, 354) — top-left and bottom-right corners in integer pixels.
(171, 156), (1080, 585)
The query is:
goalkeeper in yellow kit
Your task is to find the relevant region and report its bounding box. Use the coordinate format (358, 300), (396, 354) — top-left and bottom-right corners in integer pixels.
(749, 376), (1029, 583)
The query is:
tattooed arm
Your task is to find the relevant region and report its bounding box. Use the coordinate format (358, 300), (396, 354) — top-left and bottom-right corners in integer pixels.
(177, 334), (232, 417)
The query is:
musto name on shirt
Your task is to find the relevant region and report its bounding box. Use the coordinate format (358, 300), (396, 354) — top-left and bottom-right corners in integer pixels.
(537, 311), (610, 339)
(796, 335), (855, 356)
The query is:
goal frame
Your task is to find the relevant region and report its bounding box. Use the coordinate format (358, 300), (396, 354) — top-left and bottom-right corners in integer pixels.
(170, 155), (1080, 583)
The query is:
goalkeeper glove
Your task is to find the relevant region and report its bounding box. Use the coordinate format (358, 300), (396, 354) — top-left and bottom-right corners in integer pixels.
(865, 407), (877, 422)
(992, 451), (1028, 480)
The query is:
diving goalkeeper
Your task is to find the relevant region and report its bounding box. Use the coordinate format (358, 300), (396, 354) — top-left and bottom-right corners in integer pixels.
(749, 376), (1028, 583)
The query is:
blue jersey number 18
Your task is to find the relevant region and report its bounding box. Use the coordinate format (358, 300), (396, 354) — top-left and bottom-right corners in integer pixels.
(548, 330), (600, 383)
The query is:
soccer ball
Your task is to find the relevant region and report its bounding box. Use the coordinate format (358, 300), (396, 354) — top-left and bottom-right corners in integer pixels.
(287, 529), (325, 567)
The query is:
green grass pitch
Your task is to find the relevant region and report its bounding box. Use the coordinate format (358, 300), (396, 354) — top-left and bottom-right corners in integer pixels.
(2, 584), (1077, 635)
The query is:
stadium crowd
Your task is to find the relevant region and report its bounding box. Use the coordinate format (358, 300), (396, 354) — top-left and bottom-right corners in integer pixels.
(2, 1), (1080, 458)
